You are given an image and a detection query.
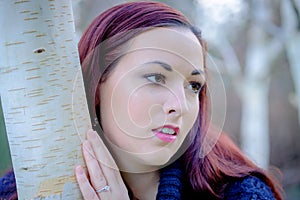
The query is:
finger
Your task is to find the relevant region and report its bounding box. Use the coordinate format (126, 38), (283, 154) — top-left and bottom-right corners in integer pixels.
(82, 140), (107, 191)
(87, 130), (121, 180)
(75, 165), (99, 200)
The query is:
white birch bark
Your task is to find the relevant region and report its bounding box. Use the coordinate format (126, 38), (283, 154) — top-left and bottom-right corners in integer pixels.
(0, 0), (91, 199)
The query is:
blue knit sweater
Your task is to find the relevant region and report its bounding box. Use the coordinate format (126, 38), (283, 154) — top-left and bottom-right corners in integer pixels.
(156, 161), (276, 200)
(1, 165), (276, 200)
(0, 169), (17, 200)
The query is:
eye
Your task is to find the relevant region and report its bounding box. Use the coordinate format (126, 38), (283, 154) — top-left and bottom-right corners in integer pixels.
(187, 81), (202, 94)
(144, 73), (166, 84)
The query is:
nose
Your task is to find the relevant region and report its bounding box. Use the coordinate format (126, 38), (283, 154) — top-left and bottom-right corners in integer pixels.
(163, 87), (188, 116)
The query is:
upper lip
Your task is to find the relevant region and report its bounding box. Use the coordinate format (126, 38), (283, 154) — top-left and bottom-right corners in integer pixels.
(152, 125), (180, 135)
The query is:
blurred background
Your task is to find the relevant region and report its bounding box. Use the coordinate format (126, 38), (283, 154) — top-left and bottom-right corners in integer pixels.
(1, 0), (299, 199)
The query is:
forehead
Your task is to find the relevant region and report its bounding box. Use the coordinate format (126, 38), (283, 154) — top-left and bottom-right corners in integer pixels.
(126, 27), (204, 72)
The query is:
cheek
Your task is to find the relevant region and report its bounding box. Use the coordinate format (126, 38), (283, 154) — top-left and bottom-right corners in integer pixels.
(182, 100), (199, 132)
(108, 81), (164, 138)
(127, 87), (166, 128)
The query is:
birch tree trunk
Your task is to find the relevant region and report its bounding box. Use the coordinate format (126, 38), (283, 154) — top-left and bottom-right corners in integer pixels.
(0, 0), (91, 199)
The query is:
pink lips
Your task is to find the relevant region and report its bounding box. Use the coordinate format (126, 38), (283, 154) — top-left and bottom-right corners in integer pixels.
(152, 125), (180, 143)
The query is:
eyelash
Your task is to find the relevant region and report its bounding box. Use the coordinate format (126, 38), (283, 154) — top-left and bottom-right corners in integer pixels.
(144, 73), (166, 84)
(144, 73), (203, 94)
(187, 81), (203, 94)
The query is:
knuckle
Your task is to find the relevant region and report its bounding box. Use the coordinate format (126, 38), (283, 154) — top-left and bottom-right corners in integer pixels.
(94, 173), (106, 183)
(91, 174), (106, 189)
(85, 151), (96, 162)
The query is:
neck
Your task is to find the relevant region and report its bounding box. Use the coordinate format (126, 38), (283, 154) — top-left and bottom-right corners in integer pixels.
(122, 171), (160, 200)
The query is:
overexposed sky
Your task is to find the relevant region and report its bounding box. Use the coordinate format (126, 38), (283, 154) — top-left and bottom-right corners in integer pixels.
(195, 0), (247, 41)
(196, 0), (245, 24)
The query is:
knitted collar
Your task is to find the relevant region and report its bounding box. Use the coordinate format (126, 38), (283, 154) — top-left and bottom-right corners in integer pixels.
(156, 161), (183, 200)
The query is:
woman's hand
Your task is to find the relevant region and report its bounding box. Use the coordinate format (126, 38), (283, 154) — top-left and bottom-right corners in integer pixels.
(75, 129), (129, 200)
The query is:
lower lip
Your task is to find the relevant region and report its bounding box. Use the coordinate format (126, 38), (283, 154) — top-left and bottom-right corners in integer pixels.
(154, 132), (177, 143)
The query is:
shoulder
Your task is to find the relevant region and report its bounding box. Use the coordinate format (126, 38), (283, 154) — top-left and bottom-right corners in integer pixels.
(224, 176), (276, 200)
(0, 169), (18, 200)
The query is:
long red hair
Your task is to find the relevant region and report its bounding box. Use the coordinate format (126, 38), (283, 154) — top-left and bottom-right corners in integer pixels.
(78, 1), (283, 199)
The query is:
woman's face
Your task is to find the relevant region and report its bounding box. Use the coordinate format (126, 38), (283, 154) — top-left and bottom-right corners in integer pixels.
(99, 27), (205, 167)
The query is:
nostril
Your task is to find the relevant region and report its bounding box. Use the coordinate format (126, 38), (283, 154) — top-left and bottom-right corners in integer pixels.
(168, 109), (176, 114)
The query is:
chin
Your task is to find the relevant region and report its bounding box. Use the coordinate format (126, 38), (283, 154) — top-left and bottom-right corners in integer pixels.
(138, 148), (174, 167)
(120, 151), (175, 173)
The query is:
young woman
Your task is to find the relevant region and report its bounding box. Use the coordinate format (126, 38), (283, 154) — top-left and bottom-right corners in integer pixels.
(0, 1), (283, 199)
(74, 1), (283, 200)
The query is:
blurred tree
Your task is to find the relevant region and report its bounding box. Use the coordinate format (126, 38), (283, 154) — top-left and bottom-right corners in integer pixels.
(282, 0), (300, 125)
(0, 0), (91, 199)
(194, 0), (299, 169)
(240, 0), (283, 169)
(72, 0), (124, 42)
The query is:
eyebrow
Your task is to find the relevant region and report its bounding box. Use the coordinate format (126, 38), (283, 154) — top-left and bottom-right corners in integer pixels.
(191, 69), (203, 75)
(149, 61), (172, 71)
(145, 60), (204, 75)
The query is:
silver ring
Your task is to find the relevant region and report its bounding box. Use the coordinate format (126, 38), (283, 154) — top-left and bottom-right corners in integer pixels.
(96, 185), (110, 193)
